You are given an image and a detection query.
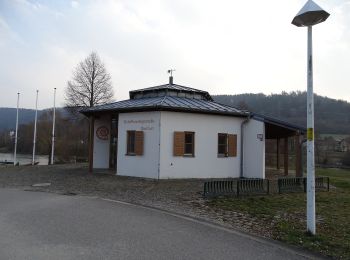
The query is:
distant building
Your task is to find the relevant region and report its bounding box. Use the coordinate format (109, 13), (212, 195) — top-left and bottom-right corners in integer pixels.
(82, 77), (305, 179)
(317, 136), (349, 153)
(335, 139), (349, 152)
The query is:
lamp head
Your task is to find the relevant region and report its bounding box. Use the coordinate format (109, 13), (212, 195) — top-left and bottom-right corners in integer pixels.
(292, 0), (329, 27)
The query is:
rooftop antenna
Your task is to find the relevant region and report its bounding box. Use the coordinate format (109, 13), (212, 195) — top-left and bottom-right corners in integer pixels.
(167, 69), (175, 85)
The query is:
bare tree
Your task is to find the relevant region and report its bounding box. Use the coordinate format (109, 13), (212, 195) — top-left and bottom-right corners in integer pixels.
(65, 52), (114, 110)
(65, 52), (114, 172)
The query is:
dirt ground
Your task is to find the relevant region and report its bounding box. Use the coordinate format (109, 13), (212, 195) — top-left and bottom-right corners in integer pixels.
(0, 164), (273, 238)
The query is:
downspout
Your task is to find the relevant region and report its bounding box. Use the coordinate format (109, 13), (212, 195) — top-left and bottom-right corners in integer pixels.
(157, 112), (161, 180)
(240, 114), (252, 178)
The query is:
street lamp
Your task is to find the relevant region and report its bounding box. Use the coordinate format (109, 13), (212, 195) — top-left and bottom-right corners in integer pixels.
(292, 0), (329, 235)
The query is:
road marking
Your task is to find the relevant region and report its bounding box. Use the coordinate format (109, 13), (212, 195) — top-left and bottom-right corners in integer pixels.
(32, 183), (51, 187)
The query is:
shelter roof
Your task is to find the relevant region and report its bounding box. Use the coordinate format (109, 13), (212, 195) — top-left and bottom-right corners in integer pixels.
(252, 113), (306, 139)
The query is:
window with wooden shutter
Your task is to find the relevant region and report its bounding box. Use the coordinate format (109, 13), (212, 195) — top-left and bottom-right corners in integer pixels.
(228, 134), (237, 157)
(173, 131), (185, 156)
(126, 130), (144, 156)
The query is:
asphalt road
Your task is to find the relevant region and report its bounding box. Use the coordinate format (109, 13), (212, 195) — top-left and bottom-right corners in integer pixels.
(0, 189), (318, 260)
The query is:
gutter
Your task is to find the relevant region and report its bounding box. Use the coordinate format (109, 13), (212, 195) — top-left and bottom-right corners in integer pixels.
(240, 114), (252, 178)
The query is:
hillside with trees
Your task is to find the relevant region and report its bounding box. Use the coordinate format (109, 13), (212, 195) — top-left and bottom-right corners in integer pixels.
(0, 107), (72, 131)
(0, 108), (43, 131)
(213, 91), (350, 134)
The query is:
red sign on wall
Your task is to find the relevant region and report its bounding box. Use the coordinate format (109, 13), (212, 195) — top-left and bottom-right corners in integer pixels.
(96, 126), (109, 140)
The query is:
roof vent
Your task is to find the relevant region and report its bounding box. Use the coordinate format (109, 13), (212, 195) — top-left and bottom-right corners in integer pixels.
(167, 69), (175, 85)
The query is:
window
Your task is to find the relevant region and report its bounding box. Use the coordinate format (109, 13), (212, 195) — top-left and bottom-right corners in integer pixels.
(218, 133), (237, 157)
(126, 130), (144, 156)
(127, 131), (136, 154)
(173, 131), (195, 157)
(184, 132), (195, 156)
(218, 133), (228, 157)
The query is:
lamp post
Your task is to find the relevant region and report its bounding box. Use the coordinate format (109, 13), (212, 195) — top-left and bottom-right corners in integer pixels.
(292, 0), (329, 235)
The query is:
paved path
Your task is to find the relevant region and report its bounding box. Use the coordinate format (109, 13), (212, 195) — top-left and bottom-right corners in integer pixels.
(0, 189), (319, 260)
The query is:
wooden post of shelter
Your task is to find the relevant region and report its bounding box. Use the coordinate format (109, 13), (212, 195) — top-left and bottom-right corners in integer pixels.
(88, 115), (95, 173)
(295, 133), (302, 177)
(284, 137), (289, 176)
(276, 138), (280, 170)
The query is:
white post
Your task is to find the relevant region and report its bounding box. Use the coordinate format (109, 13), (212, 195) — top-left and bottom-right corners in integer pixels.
(14, 92), (20, 166)
(51, 88), (56, 165)
(32, 90), (39, 166)
(306, 25), (316, 235)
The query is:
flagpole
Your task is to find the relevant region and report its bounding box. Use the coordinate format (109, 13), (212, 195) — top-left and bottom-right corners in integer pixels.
(14, 92), (20, 166)
(32, 90), (39, 165)
(51, 88), (56, 165)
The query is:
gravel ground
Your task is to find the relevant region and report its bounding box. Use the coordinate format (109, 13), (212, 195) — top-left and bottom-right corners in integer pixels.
(0, 164), (275, 238)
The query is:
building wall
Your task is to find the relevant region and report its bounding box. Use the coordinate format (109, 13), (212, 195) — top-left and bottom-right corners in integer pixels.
(243, 119), (265, 178)
(111, 111), (266, 179)
(93, 115), (111, 169)
(159, 111), (243, 179)
(117, 111), (160, 179)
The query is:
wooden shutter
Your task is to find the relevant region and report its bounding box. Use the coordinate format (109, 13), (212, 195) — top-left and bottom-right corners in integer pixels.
(228, 134), (237, 157)
(135, 131), (144, 156)
(173, 131), (185, 156)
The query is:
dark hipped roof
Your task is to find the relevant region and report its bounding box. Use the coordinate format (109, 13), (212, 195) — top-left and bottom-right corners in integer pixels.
(82, 81), (247, 117)
(81, 81), (306, 136)
(82, 95), (247, 117)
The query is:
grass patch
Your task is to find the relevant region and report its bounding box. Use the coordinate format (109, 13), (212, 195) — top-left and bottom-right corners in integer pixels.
(207, 168), (350, 259)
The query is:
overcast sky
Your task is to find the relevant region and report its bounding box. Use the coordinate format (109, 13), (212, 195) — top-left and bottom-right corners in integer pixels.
(0, 0), (349, 109)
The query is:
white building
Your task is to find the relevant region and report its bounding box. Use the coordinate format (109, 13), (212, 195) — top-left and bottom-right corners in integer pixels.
(82, 77), (305, 179)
